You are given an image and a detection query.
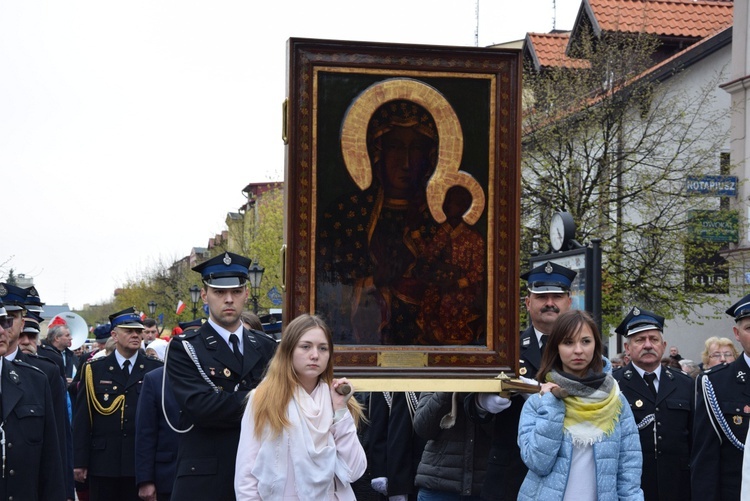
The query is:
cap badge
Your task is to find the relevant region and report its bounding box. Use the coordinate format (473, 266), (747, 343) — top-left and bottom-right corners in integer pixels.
(633, 307), (641, 316)
(29, 286), (38, 296)
(544, 262), (553, 274)
(223, 253), (232, 266)
(734, 415), (743, 425)
(635, 399), (643, 408)
(0, 284), (7, 297)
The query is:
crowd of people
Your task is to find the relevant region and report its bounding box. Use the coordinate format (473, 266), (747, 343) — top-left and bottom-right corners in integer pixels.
(2, 251), (750, 500)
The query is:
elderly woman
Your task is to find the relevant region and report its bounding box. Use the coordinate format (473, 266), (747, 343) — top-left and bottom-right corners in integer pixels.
(700, 336), (739, 370)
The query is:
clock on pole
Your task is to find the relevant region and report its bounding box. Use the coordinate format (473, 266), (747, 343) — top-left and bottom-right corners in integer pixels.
(550, 211), (576, 251)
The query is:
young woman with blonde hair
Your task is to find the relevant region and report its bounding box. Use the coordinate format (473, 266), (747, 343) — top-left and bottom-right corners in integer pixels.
(234, 314), (366, 500)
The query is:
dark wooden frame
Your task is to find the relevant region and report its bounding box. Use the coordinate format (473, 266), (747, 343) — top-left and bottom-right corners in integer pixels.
(283, 38), (522, 378)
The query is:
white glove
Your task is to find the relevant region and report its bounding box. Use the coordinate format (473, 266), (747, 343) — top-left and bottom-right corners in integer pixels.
(371, 477), (388, 496)
(476, 393), (512, 413)
(518, 376), (539, 400)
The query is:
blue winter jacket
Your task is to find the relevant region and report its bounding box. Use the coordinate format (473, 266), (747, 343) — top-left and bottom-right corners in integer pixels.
(517, 369), (644, 500)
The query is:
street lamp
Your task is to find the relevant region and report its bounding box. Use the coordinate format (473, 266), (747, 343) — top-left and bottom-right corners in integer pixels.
(147, 300), (157, 317)
(189, 285), (201, 320)
(247, 260), (265, 314)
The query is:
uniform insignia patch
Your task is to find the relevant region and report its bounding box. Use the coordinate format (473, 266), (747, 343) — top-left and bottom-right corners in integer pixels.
(104, 394), (109, 402)
(223, 368), (231, 377)
(522, 337), (530, 347)
(734, 415), (743, 425)
(519, 367), (527, 376)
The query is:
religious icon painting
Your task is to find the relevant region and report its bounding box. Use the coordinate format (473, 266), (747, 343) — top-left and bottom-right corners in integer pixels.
(283, 38), (522, 380)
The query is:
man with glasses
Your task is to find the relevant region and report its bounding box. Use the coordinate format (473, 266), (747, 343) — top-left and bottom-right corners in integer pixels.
(693, 293), (750, 500)
(613, 307), (694, 501)
(0, 289), (65, 499)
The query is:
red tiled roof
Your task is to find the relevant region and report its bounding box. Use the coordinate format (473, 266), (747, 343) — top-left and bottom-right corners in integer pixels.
(525, 32), (590, 69)
(587, 0), (733, 38)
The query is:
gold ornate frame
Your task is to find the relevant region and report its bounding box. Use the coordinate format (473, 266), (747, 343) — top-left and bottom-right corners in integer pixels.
(283, 38), (522, 381)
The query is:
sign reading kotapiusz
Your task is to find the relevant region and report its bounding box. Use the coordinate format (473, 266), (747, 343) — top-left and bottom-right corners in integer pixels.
(687, 210), (739, 242)
(686, 176), (738, 196)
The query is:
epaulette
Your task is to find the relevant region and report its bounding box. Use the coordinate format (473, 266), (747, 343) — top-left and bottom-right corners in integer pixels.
(27, 352), (58, 367)
(249, 328), (278, 344)
(665, 366), (692, 380)
(11, 358), (45, 374)
(704, 363), (729, 377)
(176, 329), (200, 340)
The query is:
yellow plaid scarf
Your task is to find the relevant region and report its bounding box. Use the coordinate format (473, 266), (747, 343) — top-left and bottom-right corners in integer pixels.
(547, 370), (622, 446)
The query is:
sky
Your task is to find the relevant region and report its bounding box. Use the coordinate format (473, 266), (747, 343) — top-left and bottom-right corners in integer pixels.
(0, 0), (580, 310)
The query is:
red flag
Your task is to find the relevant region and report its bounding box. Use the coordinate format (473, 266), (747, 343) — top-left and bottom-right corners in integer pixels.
(176, 300), (186, 315)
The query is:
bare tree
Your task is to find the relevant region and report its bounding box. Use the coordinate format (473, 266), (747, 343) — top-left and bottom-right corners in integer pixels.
(522, 29), (731, 328)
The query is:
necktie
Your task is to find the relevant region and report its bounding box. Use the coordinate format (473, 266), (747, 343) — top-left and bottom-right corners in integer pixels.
(229, 334), (243, 366)
(644, 372), (657, 398)
(540, 334), (548, 352)
(122, 360), (131, 377)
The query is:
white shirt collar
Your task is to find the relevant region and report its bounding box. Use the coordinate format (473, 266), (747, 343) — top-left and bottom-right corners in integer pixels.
(208, 318), (244, 353)
(114, 350), (138, 370)
(533, 328), (548, 348)
(632, 363), (661, 381)
(4, 347), (19, 362)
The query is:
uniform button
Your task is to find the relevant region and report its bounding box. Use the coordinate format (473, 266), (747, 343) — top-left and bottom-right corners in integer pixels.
(191, 467), (196, 472)
(8, 469), (14, 476)
(30, 409), (35, 414)
(7, 442), (12, 448)
(657, 422), (661, 426)
(655, 407), (659, 412)
(658, 436), (663, 440)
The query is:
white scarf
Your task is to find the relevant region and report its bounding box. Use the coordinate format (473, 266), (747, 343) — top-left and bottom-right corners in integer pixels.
(252, 382), (353, 500)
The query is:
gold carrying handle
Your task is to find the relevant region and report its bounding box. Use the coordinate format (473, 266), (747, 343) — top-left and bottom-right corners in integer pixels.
(280, 244), (287, 292)
(495, 373), (569, 399)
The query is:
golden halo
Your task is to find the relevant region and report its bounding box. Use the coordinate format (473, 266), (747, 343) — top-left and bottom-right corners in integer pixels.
(339, 78), (485, 225)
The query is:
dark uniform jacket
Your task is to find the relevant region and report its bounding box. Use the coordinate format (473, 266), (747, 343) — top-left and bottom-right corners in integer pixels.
(166, 322), (276, 501)
(692, 356), (750, 500)
(73, 351), (163, 477)
(15, 350), (75, 500)
(0, 358), (66, 500)
(465, 325), (539, 501)
(518, 325), (543, 379)
(135, 367), (179, 497)
(613, 363), (694, 501)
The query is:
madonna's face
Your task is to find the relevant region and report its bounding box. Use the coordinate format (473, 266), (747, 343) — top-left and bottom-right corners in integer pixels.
(380, 126), (433, 197)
